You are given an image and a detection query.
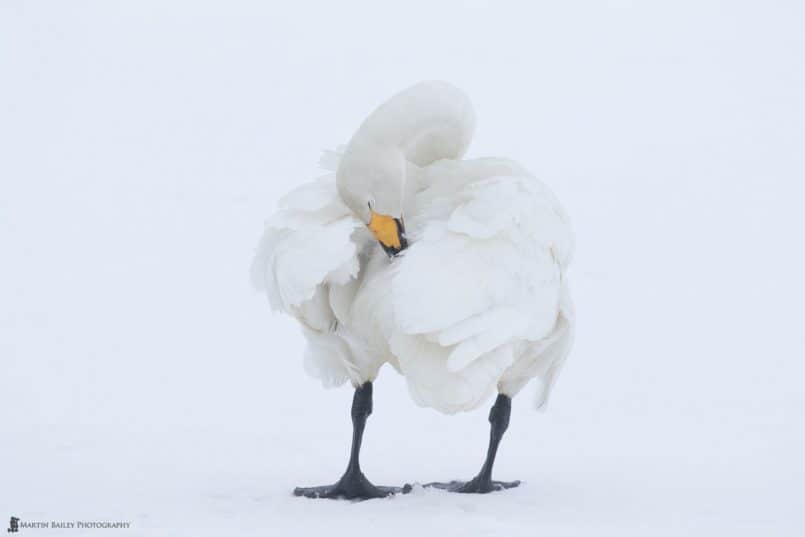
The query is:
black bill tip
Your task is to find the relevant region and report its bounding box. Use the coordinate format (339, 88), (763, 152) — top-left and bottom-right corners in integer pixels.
(380, 217), (408, 258)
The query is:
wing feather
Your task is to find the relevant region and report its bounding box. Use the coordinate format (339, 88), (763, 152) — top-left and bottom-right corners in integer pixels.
(251, 174), (362, 315)
(251, 169), (368, 387)
(392, 174), (572, 381)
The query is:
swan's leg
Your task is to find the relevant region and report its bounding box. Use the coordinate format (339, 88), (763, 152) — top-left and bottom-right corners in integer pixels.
(427, 394), (521, 493)
(294, 382), (406, 500)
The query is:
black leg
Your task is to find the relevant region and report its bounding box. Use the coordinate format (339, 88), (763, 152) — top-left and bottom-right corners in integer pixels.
(426, 394), (521, 493)
(294, 382), (407, 500)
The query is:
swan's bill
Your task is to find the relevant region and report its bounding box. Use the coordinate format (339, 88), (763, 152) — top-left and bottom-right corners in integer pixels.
(368, 210), (407, 257)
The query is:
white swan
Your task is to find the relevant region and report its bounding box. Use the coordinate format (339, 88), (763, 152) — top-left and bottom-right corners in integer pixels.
(252, 81), (574, 498)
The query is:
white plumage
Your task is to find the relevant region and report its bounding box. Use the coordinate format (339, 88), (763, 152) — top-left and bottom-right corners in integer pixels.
(390, 162), (575, 413)
(252, 81), (574, 415)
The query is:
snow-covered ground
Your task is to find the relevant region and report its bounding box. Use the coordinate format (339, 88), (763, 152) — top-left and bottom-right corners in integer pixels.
(2, 1), (804, 535)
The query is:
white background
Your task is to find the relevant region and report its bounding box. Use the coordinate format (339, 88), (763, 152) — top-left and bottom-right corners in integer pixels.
(2, 1), (803, 535)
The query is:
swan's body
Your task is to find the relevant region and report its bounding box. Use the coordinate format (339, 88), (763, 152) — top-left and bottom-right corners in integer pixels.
(251, 172), (391, 387)
(252, 81), (574, 498)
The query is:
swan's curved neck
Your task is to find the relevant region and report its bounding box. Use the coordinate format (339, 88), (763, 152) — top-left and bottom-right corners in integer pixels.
(352, 82), (475, 167)
(336, 82), (476, 220)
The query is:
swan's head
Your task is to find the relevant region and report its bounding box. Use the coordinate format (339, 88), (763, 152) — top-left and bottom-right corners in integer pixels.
(337, 143), (409, 257)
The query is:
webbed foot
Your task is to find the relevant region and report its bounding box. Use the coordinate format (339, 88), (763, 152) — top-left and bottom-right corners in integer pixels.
(294, 471), (409, 500)
(424, 477), (520, 494)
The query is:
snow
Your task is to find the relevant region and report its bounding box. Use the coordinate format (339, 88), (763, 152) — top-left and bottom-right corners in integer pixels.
(1, 1), (804, 535)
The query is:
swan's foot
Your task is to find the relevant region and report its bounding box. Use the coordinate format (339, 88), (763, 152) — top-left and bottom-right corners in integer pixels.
(419, 394), (519, 495)
(294, 471), (407, 500)
(294, 382), (411, 500)
(424, 477), (521, 494)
